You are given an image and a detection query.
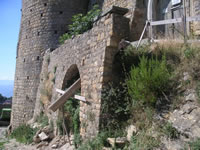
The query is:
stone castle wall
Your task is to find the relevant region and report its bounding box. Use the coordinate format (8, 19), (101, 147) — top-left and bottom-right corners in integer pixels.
(11, 0), (89, 129)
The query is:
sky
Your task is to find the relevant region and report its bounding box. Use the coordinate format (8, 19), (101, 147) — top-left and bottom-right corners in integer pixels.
(0, 0), (21, 81)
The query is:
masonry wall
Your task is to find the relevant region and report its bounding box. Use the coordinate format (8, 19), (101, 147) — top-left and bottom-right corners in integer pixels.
(11, 0), (89, 129)
(101, 0), (148, 41)
(34, 12), (129, 139)
(191, 0), (200, 35)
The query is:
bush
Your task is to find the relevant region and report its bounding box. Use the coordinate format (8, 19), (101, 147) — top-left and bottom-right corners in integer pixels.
(78, 131), (110, 150)
(36, 112), (49, 127)
(59, 5), (101, 44)
(161, 122), (179, 139)
(130, 130), (160, 150)
(10, 125), (38, 144)
(188, 138), (200, 150)
(101, 82), (131, 130)
(127, 55), (171, 106)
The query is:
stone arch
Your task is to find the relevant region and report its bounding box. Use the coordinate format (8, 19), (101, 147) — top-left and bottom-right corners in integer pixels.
(58, 64), (81, 144)
(61, 64), (80, 90)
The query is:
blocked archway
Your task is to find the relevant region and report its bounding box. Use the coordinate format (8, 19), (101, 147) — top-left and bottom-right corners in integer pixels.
(58, 64), (81, 147)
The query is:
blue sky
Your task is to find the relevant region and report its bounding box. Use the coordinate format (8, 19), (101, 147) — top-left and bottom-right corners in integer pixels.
(0, 0), (21, 81)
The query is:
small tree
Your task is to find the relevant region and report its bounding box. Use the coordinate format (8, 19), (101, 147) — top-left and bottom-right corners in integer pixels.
(59, 5), (101, 44)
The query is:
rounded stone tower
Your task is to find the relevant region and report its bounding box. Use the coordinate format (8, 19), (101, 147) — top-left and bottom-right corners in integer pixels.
(11, 0), (89, 129)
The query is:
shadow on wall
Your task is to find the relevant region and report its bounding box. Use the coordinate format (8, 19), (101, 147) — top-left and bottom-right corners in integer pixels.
(88, 0), (104, 10)
(130, 0), (148, 41)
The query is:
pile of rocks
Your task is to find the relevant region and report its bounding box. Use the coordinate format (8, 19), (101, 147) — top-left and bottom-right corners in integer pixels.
(33, 126), (54, 148)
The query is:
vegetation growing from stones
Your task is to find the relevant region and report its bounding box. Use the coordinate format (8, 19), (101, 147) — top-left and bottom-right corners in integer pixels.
(59, 5), (101, 44)
(129, 131), (160, 150)
(127, 55), (170, 106)
(36, 112), (49, 127)
(188, 138), (200, 150)
(0, 141), (7, 150)
(63, 93), (80, 148)
(59, 72), (81, 148)
(10, 125), (38, 144)
(101, 82), (131, 130)
(160, 122), (179, 139)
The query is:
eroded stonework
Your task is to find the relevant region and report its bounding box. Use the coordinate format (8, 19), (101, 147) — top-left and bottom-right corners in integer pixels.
(34, 12), (129, 138)
(12, 0), (146, 135)
(13, 0), (200, 139)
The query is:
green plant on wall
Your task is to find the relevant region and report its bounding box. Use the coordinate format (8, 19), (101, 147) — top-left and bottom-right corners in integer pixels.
(59, 5), (101, 44)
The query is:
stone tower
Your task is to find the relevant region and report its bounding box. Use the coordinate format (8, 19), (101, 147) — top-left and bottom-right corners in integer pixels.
(11, 0), (89, 129)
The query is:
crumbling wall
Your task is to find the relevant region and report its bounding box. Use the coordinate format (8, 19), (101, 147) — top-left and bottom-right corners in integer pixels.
(191, 0), (200, 35)
(34, 11), (129, 139)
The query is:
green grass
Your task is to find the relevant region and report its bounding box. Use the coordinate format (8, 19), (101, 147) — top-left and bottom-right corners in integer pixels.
(188, 138), (200, 150)
(10, 125), (38, 144)
(36, 112), (49, 127)
(0, 141), (6, 150)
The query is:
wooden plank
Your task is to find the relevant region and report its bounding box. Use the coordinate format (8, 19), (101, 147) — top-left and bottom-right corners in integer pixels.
(151, 18), (182, 26)
(150, 16), (200, 27)
(74, 95), (86, 102)
(56, 88), (65, 95)
(49, 78), (81, 112)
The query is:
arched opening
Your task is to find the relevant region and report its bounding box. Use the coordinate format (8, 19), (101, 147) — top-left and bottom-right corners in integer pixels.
(58, 64), (81, 148)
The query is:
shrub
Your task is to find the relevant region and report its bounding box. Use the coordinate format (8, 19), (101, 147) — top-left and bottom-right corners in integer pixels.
(59, 5), (101, 44)
(127, 55), (170, 106)
(188, 138), (200, 150)
(161, 122), (179, 139)
(78, 131), (109, 150)
(36, 112), (49, 127)
(101, 82), (131, 130)
(10, 125), (38, 144)
(0, 142), (6, 150)
(130, 130), (160, 150)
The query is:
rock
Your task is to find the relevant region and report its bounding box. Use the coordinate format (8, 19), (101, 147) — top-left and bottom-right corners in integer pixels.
(36, 141), (49, 149)
(161, 136), (184, 150)
(42, 126), (52, 134)
(183, 72), (191, 81)
(38, 132), (49, 141)
(49, 132), (55, 140)
(60, 142), (75, 150)
(33, 135), (41, 143)
(169, 101), (200, 139)
(185, 93), (196, 102)
(51, 144), (58, 149)
(126, 125), (137, 141)
(107, 137), (127, 148)
(32, 122), (41, 129)
(102, 147), (112, 150)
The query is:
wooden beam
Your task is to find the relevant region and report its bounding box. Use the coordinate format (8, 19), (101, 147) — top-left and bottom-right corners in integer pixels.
(74, 95), (86, 102)
(147, 0), (153, 40)
(150, 16), (200, 27)
(151, 18), (182, 26)
(56, 88), (65, 95)
(49, 78), (81, 112)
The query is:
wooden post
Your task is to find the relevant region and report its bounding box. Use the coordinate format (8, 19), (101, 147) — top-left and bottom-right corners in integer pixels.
(147, 0), (153, 41)
(183, 0), (187, 43)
